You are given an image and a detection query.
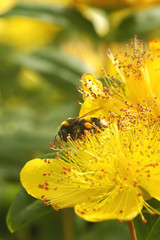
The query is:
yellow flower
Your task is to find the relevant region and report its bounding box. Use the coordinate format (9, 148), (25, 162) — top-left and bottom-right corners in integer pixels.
(20, 37), (160, 223)
(80, 37), (160, 119)
(21, 114), (160, 222)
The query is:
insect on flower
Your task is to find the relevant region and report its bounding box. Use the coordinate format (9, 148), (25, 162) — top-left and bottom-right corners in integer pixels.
(20, 38), (160, 240)
(57, 108), (107, 142)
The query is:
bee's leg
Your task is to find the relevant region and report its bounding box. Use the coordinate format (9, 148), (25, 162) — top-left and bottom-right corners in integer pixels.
(72, 126), (81, 140)
(54, 134), (58, 144)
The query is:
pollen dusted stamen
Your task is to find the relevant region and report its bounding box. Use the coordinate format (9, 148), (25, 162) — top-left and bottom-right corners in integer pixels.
(21, 115), (160, 223)
(50, 147), (55, 150)
(49, 142), (54, 147)
(37, 111), (160, 221)
(44, 199), (50, 207)
(142, 219), (147, 224)
(106, 37), (160, 118)
(54, 204), (59, 211)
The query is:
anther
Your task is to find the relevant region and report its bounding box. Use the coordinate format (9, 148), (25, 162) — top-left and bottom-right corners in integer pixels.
(142, 219), (147, 224)
(137, 192), (142, 196)
(45, 180), (49, 186)
(55, 204), (59, 211)
(151, 212), (156, 216)
(44, 199), (50, 207)
(49, 142), (54, 146)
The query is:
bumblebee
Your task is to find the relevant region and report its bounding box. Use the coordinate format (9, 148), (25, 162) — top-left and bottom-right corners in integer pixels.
(58, 108), (107, 142)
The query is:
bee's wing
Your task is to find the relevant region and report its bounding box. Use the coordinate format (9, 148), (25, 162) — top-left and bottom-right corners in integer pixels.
(79, 107), (103, 120)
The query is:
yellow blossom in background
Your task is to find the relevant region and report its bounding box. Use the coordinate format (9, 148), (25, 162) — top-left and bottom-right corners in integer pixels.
(27, 0), (72, 6)
(0, 0), (158, 53)
(21, 113), (160, 222)
(0, 0), (17, 14)
(0, 0), (62, 52)
(61, 38), (107, 77)
(0, 0), (71, 12)
(0, 17), (61, 51)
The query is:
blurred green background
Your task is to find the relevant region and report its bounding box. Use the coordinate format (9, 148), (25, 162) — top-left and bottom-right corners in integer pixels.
(1, 0), (160, 239)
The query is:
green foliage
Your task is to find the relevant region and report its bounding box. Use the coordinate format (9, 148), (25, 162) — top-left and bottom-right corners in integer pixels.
(0, 2), (100, 41)
(134, 214), (160, 240)
(133, 199), (160, 240)
(78, 221), (130, 240)
(7, 188), (52, 233)
(14, 46), (88, 91)
(115, 6), (160, 41)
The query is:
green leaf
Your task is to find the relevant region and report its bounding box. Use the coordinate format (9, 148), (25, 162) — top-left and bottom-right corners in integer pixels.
(134, 199), (160, 239)
(0, 2), (99, 40)
(0, 182), (20, 207)
(0, 102), (79, 168)
(13, 47), (88, 91)
(115, 6), (160, 41)
(7, 188), (52, 233)
(78, 220), (130, 240)
(134, 213), (160, 240)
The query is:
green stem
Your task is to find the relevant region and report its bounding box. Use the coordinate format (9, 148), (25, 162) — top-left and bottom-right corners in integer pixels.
(62, 209), (74, 240)
(127, 221), (137, 240)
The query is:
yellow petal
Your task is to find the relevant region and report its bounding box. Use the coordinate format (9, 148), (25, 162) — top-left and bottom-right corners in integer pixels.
(75, 187), (143, 222)
(79, 73), (105, 117)
(141, 178), (160, 201)
(147, 40), (160, 98)
(20, 158), (56, 200)
(81, 73), (104, 95)
(21, 158), (109, 210)
(79, 73), (127, 118)
(79, 98), (103, 117)
(107, 37), (160, 117)
(21, 158), (79, 209)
